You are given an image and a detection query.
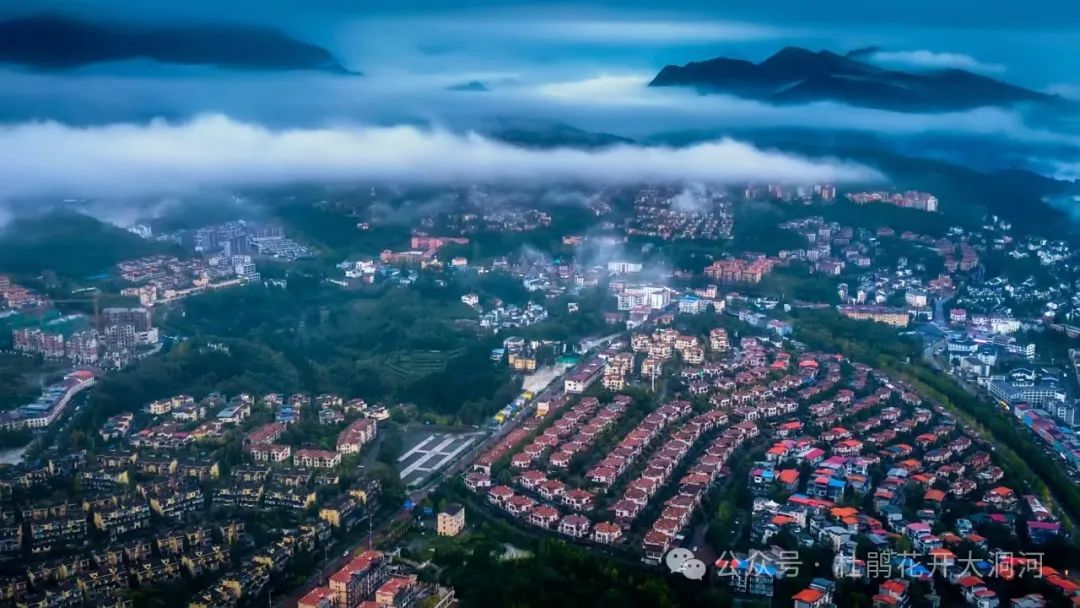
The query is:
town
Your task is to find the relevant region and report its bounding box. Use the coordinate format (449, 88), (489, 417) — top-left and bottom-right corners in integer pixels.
(2, 177), (1080, 608)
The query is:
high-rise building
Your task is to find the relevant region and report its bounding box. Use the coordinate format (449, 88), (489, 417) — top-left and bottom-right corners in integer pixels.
(104, 324), (137, 351)
(102, 307), (152, 332)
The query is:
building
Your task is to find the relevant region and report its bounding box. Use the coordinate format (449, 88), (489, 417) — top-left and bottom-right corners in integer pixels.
(374, 576), (418, 608)
(988, 369), (1066, 408)
(678, 295), (709, 315)
(298, 587), (336, 608)
(616, 285), (672, 311)
(838, 306), (910, 328)
(437, 504), (465, 537)
(293, 449), (342, 469)
(564, 361), (603, 394)
(508, 352), (538, 372)
(847, 190), (938, 212)
(337, 418), (378, 454)
(248, 444), (292, 463)
(904, 290), (928, 309)
(245, 422), (285, 445)
(328, 551), (387, 608)
(101, 307), (152, 332)
(709, 328), (729, 351)
(704, 258), (775, 283)
(607, 261), (643, 274)
(9, 371), (96, 430)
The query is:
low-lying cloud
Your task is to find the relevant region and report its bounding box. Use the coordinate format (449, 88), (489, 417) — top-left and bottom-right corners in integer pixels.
(0, 114), (880, 200)
(868, 50), (1006, 74)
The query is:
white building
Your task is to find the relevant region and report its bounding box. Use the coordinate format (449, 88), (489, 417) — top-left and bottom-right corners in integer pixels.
(607, 261), (643, 274)
(617, 286), (672, 311)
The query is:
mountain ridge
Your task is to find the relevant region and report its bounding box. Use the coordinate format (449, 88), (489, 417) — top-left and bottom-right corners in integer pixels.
(0, 13), (356, 74)
(649, 46), (1054, 112)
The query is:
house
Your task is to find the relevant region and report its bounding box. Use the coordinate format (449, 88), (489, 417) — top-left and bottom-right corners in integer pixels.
(263, 482), (317, 512)
(518, 469), (547, 490)
(487, 486), (514, 507)
(178, 459), (221, 481)
(792, 587), (829, 608)
(464, 472), (490, 492)
(715, 549), (786, 598)
(592, 521), (621, 544)
(558, 514), (591, 538)
(642, 530), (671, 562)
(93, 502), (151, 538)
(872, 579), (909, 608)
(528, 505), (560, 528)
(984, 486), (1018, 509)
(336, 418), (378, 454)
(1026, 520), (1061, 545)
(834, 439), (863, 456)
(319, 495), (363, 529)
(563, 489), (594, 511)
(437, 504), (465, 537)
(181, 545), (229, 578)
(248, 443), (291, 463)
(611, 500), (641, 521)
(538, 479), (567, 501)
(293, 449), (341, 469)
(505, 495), (535, 516)
(923, 489), (946, 508)
(148, 483), (204, 522)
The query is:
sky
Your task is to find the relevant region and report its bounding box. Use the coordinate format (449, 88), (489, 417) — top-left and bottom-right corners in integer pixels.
(0, 0), (1078, 209)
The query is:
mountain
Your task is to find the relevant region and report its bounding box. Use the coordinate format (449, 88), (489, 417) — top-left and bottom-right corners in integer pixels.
(488, 120), (634, 149)
(649, 46), (1053, 112)
(0, 14), (354, 73)
(0, 211), (177, 278)
(447, 81), (490, 92)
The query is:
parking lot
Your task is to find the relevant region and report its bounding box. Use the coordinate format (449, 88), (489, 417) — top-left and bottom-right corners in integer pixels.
(397, 430), (483, 487)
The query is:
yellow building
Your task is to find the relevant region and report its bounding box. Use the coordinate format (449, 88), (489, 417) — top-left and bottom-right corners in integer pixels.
(508, 353), (537, 372)
(437, 504), (465, 537)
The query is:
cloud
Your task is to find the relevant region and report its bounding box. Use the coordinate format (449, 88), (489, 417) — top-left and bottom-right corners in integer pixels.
(374, 15), (787, 46)
(0, 114), (880, 200)
(1046, 83), (1080, 100)
(867, 50), (1006, 74)
(515, 76), (1080, 150)
(1, 65), (1076, 158)
(535, 74), (653, 100)
(516, 19), (786, 43)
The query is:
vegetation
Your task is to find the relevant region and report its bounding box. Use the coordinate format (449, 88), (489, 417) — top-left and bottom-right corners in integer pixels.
(73, 279), (517, 434)
(0, 354), (53, 411)
(792, 308), (922, 366)
(0, 428), (32, 449)
(434, 530), (729, 608)
(0, 212), (177, 279)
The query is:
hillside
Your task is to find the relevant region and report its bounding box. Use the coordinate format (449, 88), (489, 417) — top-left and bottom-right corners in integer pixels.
(0, 212), (175, 278)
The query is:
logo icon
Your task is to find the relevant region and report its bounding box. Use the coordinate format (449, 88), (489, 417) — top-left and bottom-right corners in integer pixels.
(665, 548), (707, 580)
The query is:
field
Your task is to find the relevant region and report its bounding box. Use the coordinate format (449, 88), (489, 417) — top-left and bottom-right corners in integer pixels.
(381, 347), (466, 382)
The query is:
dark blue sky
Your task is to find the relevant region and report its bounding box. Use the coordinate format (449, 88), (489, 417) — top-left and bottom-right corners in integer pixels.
(2, 0), (1078, 86)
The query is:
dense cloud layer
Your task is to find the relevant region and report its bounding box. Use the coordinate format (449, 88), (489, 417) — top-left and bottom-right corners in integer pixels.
(868, 50), (1006, 74)
(0, 115), (880, 200)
